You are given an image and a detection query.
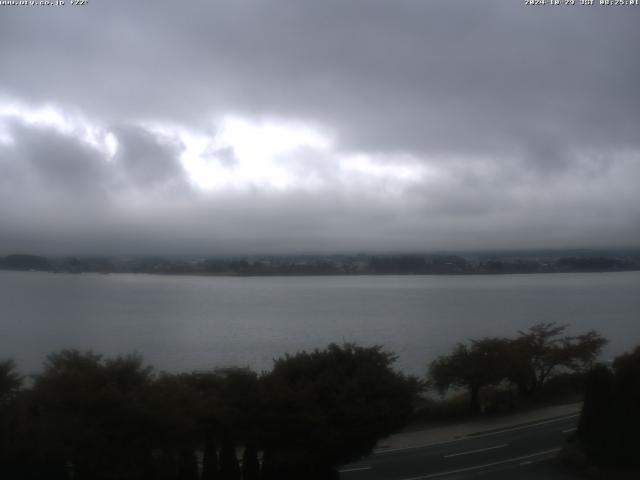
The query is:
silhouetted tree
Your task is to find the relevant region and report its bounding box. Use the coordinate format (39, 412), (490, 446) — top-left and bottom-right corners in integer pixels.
(574, 346), (640, 467)
(214, 368), (262, 443)
(261, 343), (421, 477)
(429, 338), (510, 414)
(429, 324), (608, 410)
(177, 448), (199, 480)
(260, 448), (278, 480)
(508, 323), (607, 398)
(241, 442), (260, 480)
(30, 350), (155, 480)
(145, 372), (204, 477)
(1, 344), (422, 479)
(156, 449), (179, 480)
(610, 346), (640, 465)
(0, 359), (21, 403)
(201, 435), (219, 480)
(0, 359), (29, 480)
(218, 431), (240, 480)
(577, 364), (614, 463)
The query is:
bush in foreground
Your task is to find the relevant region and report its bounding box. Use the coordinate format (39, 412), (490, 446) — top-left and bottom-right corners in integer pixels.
(0, 344), (420, 480)
(574, 346), (640, 468)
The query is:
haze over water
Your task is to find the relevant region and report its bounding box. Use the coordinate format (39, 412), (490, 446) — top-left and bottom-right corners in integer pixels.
(2, 270), (638, 376)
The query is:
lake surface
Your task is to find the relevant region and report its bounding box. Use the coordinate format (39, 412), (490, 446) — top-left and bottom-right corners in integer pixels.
(1, 271), (639, 376)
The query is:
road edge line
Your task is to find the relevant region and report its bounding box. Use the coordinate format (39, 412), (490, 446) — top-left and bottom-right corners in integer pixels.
(374, 413), (579, 455)
(398, 447), (562, 480)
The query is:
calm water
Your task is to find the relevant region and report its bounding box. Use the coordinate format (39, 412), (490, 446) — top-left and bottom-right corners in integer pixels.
(1, 271), (639, 376)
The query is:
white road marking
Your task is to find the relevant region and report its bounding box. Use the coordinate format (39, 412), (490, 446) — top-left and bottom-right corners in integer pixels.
(338, 466), (372, 473)
(443, 443), (508, 458)
(562, 427), (577, 433)
(374, 413), (579, 455)
(520, 457), (548, 466)
(375, 441), (465, 455)
(398, 447), (562, 480)
(466, 414), (580, 438)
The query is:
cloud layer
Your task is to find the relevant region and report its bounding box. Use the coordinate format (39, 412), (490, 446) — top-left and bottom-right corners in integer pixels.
(0, 1), (639, 255)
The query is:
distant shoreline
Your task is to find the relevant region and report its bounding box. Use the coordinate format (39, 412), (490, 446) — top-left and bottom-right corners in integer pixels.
(2, 267), (639, 278)
(2, 251), (639, 278)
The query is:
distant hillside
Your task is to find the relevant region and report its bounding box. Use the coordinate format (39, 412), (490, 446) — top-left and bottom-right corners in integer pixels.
(1, 250), (639, 276)
(0, 254), (51, 271)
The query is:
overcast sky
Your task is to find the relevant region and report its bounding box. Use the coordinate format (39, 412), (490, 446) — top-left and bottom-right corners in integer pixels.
(0, 0), (638, 256)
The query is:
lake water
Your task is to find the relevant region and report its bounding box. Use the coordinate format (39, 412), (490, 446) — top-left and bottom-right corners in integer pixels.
(1, 271), (639, 376)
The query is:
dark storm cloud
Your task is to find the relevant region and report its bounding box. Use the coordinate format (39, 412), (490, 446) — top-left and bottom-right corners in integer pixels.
(2, 1), (638, 156)
(0, 0), (639, 254)
(0, 119), (110, 201)
(110, 125), (186, 187)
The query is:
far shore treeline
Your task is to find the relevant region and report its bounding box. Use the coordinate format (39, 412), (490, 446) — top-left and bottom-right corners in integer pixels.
(1, 324), (638, 479)
(1, 250), (640, 276)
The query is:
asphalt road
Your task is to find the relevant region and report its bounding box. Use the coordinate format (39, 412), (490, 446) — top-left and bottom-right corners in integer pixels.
(339, 413), (579, 480)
